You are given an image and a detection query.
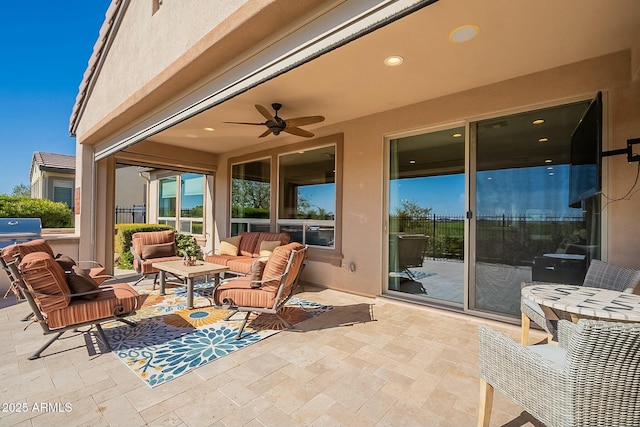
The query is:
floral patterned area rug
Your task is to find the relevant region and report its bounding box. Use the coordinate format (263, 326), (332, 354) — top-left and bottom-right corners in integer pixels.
(102, 284), (332, 387)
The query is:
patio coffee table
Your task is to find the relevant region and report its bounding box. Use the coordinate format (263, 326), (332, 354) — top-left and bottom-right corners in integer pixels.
(152, 260), (229, 309)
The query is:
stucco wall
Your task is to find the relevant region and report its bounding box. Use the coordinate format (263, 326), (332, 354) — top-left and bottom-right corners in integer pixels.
(216, 50), (640, 297)
(115, 166), (147, 209)
(77, 0), (248, 137)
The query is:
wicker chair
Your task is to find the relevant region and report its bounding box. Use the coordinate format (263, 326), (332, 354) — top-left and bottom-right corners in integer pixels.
(478, 319), (640, 427)
(520, 259), (640, 344)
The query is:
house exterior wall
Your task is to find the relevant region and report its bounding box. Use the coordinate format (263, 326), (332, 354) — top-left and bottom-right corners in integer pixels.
(115, 166), (147, 209)
(76, 0), (248, 138)
(72, 2), (640, 300)
(213, 50), (640, 296)
(30, 169), (75, 207)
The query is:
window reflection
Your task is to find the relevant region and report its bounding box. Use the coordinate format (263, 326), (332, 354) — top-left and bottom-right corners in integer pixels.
(158, 174), (204, 235)
(278, 146), (336, 248)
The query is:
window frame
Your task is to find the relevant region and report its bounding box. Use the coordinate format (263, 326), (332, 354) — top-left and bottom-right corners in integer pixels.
(228, 134), (343, 265)
(157, 173), (205, 236)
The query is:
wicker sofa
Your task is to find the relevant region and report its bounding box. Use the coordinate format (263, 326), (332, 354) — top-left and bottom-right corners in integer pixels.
(205, 231), (291, 275)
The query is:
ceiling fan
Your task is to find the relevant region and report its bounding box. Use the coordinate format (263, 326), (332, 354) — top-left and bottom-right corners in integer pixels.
(224, 103), (325, 138)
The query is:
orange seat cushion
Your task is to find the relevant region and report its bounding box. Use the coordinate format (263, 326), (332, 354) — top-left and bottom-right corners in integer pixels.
(138, 256), (183, 274)
(214, 277), (276, 308)
(46, 282), (141, 329)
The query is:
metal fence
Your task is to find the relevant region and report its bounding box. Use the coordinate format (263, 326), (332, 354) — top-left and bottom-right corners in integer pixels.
(390, 213), (586, 264)
(115, 205), (146, 224)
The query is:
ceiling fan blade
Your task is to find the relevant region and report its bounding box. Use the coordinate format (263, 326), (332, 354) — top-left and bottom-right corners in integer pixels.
(255, 104), (275, 122)
(285, 116), (325, 127)
(223, 121), (265, 125)
(284, 126), (314, 138)
(258, 129), (272, 138)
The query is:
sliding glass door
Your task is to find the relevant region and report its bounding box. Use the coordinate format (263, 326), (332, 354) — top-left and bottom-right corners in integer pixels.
(386, 96), (602, 319)
(388, 126), (465, 306)
(472, 101), (600, 317)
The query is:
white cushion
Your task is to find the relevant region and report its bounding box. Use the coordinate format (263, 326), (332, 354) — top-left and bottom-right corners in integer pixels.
(528, 344), (566, 367)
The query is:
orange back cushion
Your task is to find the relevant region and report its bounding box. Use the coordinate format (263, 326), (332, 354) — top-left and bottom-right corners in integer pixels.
(132, 230), (175, 256)
(2, 239), (54, 264)
(238, 232), (261, 257)
(18, 251), (71, 313)
(262, 242), (304, 292)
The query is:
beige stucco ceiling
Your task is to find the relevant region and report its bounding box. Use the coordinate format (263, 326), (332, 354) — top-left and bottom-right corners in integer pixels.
(146, 0), (640, 154)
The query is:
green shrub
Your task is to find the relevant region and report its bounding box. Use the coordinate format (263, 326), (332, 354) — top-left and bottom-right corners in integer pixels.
(231, 206), (269, 218)
(114, 223), (174, 269)
(0, 196), (73, 228)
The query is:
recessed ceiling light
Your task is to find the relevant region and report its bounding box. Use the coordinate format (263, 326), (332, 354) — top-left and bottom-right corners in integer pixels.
(409, 160), (416, 164)
(538, 138), (548, 143)
(449, 25), (479, 43)
(186, 133), (198, 138)
(532, 119), (545, 125)
(452, 133), (463, 138)
(384, 55), (404, 66)
(545, 159), (553, 163)
(204, 127), (215, 132)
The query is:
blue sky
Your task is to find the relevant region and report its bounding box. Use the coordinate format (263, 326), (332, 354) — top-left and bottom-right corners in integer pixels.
(0, 1), (110, 195)
(390, 166), (582, 217)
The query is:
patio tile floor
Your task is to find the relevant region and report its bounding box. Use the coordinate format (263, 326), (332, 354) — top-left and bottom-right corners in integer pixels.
(0, 273), (546, 427)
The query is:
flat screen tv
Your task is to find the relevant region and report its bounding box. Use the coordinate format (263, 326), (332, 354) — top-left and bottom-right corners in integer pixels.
(569, 92), (602, 208)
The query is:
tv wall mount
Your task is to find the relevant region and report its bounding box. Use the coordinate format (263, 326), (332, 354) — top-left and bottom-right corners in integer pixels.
(602, 138), (640, 162)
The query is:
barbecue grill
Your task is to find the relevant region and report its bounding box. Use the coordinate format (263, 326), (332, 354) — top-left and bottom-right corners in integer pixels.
(1, 218), (43, 300)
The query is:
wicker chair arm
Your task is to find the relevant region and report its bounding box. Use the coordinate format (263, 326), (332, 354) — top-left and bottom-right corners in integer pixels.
(556, 319), (574, 349)
(478, 324), (570, 425)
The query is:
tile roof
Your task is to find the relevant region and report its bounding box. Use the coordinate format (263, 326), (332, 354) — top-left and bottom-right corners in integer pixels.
(69, 0), (122, 136)
(32, 152), (76, 171)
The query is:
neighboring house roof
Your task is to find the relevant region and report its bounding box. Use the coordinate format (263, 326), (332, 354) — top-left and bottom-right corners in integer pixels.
(31, 152), (76, 181)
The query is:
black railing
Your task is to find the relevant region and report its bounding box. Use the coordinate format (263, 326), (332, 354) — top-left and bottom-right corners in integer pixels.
(115, 205), (146, 224)
(390, 213), (586, 265)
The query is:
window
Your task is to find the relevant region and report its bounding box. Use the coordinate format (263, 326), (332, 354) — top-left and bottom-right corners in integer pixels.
(158, 174), (204, 234)
(52, 179), (74, 209)
(229, 134), (342, 264)
(231, 159), (271, 234)
(179, 173), (204, 234)
(278, 146), (336, 248)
